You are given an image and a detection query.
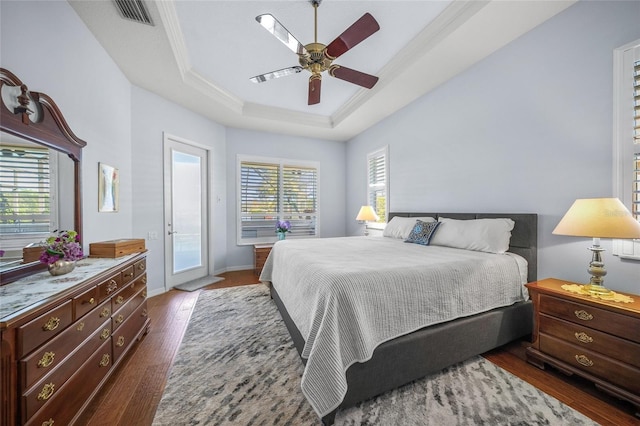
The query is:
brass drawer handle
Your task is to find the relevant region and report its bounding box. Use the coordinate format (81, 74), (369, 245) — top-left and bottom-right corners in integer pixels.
(42, 317), (60, 331)
(100, 308), (111, 318)
(107, 280), (118, 294)
(42, 419), (55, 426)
(100, 328), (110, 340)
(142, 276), (147, 285)
(138, 262), (146, 271)
(574, 332), (593, 344)
(99, 354), (110, 367)
(83, 297), (95, 305)
(575, 354), (594, 367)
(116, 336), (125, 347)
(141, 309), (148, 318)
(142, 290), (147, 298)
(124, 272), (134, 279)
(116, 314), (124, 324)
(115, 295), (124, 305)
(37, 382), (55, 401)
(574, 310), (593, 321)
(77, 322), (85, 331)
(37, 351), (55, 368)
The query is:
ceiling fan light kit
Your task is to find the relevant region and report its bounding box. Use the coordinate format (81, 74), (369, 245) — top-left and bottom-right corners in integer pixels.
(250, 0), (380, 105)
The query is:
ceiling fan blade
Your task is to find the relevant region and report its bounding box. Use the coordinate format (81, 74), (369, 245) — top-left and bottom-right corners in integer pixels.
(329, 65), (378, 89)
(324, 13), (379, 60)
(250, 66), (304, 83)
(256, 14), (308, 56)
(308, 75), (322, 105)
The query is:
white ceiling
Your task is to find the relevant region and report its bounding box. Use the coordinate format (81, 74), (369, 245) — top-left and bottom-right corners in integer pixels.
(69, 0), (576, 141)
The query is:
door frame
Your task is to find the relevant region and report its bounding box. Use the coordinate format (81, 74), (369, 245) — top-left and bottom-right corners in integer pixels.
(162, 132), (213, 291)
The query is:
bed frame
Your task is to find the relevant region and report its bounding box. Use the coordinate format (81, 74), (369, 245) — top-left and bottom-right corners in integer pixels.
(269, 212), (537, 425)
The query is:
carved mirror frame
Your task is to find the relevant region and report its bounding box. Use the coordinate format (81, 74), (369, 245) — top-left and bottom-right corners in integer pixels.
(0, 68), (86, 284)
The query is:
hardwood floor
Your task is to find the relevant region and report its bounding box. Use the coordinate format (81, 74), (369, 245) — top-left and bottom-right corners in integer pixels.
(77, 270), (639, 426)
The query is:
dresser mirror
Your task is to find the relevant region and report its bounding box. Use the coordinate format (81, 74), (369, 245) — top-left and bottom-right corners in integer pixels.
(0, 68), (86, 284)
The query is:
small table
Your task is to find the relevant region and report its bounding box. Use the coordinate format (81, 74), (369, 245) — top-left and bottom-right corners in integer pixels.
(253, 243), (274, 276)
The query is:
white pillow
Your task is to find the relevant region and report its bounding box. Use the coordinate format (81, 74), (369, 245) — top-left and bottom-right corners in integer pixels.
(383, 216), (436, 239)
(429, 217), (515, 254)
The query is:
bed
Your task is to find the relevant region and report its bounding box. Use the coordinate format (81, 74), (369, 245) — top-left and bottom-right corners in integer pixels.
(261, 212), (537, 425)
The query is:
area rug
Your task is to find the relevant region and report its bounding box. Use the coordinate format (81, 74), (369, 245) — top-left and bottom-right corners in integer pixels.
(153, 284), (598, 426)
(174, 275), (225, 292)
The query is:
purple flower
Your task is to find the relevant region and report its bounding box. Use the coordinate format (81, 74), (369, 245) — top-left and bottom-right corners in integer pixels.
(39, 230), (84, 265)
(276, 220), (291, 233)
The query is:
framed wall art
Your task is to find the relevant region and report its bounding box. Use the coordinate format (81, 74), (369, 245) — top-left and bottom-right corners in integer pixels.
(98, 162), (119, 212)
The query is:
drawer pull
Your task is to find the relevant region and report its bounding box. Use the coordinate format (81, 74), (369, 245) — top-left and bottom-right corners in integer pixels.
(107, 280), (118, 294)
(116, 336), (125, 347)
(99, 354), (110, 367)
(574, 310), (593, 321)
(574, 332), (593, 344)
(575, 354), (594, 367)
(116, 314), (124, 324)
(141, 309), (148, 318)
(138, 262), (146, 271)
(142, 290), (147, 298)
(83, 297), (96, 305)
(42, 419), (55, 426)
(116, 295), (125, 305)
(42, 317), (60, 331)
(77, 322), (85, 331)
(142, 276), (147, 285)
(37, 382), (55, 401)
(100, 308), (111, 318)
(100, 328), (110, 340)
(37, 351), (55, 368)
(124, 272), (134, 279)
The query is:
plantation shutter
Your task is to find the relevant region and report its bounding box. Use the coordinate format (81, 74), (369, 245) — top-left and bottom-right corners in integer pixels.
(283, 165), (317, 236)
(239, 158), (318, 242)
(367, 149), (387, 222)
(0, 145), (52, 234)
(633, 61), (639, 220)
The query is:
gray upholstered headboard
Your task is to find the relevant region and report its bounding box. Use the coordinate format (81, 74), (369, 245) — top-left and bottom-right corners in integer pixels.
(388, 212), (538, 283)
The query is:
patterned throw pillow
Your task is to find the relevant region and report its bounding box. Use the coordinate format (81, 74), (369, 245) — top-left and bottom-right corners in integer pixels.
(405, 220), (441, 246)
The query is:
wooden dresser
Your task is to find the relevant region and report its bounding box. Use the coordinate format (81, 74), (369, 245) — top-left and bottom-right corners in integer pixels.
(0, 252), (150, 425)
(525, 278), (640, 415)
(254, 244), (274, 276)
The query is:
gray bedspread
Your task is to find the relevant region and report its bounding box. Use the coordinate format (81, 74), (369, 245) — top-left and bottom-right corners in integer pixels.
(260, 236), (528, 417)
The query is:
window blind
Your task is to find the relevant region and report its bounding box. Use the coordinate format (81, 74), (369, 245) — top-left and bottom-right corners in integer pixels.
(633, 60), (639, 221)
(367, 149), (387, 222)
(0, 145), (52, 234)
(239, 159), (318, 242)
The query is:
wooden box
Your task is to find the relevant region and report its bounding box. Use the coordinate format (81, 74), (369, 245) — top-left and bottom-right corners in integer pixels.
(22, 246), (44, 263)
(89, 239), (146, 258)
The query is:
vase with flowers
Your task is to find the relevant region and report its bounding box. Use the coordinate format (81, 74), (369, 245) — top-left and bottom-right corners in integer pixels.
(39, 230), (84, 276)
(275, 220), (291, 240)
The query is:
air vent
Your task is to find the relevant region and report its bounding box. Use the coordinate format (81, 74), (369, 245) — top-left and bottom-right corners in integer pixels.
(113, 0), (153, 26)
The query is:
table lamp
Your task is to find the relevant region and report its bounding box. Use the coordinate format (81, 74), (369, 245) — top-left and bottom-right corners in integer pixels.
(552, 198), (640, 295)
(356, 205), (379, 236)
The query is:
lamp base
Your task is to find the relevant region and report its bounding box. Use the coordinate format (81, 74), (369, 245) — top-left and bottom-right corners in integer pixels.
(582, 284), (614, 297)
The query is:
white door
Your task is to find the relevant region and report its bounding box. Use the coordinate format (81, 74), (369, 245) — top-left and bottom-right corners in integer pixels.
(163, 134), (209, 289)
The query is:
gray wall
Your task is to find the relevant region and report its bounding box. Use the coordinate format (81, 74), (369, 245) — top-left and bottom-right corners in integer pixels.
(225, 128), (346, 270)
(346, 0), (640, 293)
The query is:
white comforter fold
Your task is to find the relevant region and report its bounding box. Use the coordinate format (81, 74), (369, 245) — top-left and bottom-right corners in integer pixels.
(260, 236), (528, 418)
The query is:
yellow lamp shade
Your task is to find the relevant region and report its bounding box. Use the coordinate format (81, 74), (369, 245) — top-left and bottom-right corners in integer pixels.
(356, 205), (379, 222)
(553, 198), (640, 239)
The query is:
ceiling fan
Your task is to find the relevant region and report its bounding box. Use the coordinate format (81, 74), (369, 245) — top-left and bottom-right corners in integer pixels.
(250, 0), (380, 105)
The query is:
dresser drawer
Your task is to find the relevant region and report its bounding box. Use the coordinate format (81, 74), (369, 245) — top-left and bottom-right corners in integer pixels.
(20, 299), (111, 390)
(21, 321), (112, 420)
(24, 339), (113, 426)
(97, 272), (122, 303)
(111, 280), (139, 316)
(539, 333), (640, 394)
(112, 284), (147, 332)
(539, 314), (640, 369)
(18, 300), (73, 358)
(121, 264), (135, 285)
(540, 294), (640, 343)
(73, 285), (99, 319)
(112, 300), (148, 363)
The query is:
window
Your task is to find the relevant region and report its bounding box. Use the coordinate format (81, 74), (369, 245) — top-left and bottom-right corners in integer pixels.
(0, 143), (58, 250)
(612, 40), (640, 259)
(366, 146), (389, 225)
(237, 156), (319, 244)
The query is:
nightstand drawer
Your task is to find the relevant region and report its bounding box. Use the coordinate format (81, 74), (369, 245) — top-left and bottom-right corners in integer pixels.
(540, 333), (640, 394)
(540, 294), (640, 343)
(539, 314), (640, 368)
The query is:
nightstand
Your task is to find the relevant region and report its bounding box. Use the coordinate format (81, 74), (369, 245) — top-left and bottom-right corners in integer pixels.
(525, 278), (640, 415)
(253, 244), (273, 276)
